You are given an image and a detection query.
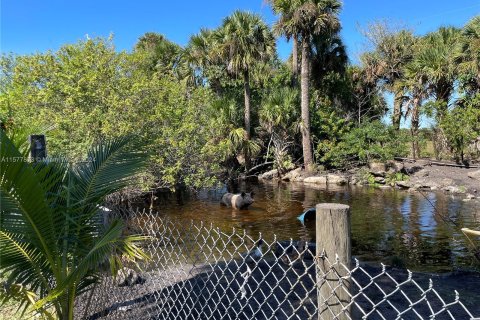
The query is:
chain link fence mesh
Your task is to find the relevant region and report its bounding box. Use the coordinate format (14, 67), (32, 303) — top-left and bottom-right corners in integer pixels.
(76, 210), (479, 320)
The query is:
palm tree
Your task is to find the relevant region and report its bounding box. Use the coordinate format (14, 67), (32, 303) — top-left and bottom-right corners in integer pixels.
(182, 29), (215, 88)
(0, 132), (148, 319)
(456, 16), (480, 95)
(270, 0), (301, 85)
(288, 0), (342, 171)
(361, 27), (416, 130)
(416, 27), (460, 121)
(310, 31), (347, 89)
(214, 11), (276, 168)
(134, 32), (182, 75)
(401, 60), (429, 159)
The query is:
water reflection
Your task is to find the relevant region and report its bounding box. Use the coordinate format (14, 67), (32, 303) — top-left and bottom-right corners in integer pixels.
(139, 181), (479, 272)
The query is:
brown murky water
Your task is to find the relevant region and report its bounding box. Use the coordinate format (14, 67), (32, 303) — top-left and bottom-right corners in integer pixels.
(138, 181), (479, 273)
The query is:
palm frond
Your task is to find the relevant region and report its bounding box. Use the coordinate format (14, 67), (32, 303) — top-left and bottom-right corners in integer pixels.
(0, 131), (58, 267)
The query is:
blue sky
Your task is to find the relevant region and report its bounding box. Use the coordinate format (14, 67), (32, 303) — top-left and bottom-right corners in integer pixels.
(2, 0), (479, 62)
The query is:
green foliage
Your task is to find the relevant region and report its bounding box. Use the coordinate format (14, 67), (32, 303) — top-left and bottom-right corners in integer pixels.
(440, 96), (480, 162)
(312, 101), (351, 166)
(385, 172), (409, 186)
(456, 16), (480, 95)
(0, 132), (149, 319)
(0, 37), (228, 190)
(319, 121), (408, 168)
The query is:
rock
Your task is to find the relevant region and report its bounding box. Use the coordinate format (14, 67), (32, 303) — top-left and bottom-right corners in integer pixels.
(350, 177), (358, 185)
(467, 170), (480, 181)
(259, 169), (278, 180)
(466, 193), (476, 200)
(386, 160), (404, 173)
(404, 165), (425, 175)
(117, 268), (145, 287)
(416, 169), (430, 177)
(304, 176), (328, 185)
(396, 181), (411, 189)
(421, 181), (439, 190)
(442, 185), (466, 194)
(369, 162), (386, 177)
(327, 174), (348, 185)
(374, 177), (386, 184)
(440, 178), (454, 187)
(282, 168), (302, 182)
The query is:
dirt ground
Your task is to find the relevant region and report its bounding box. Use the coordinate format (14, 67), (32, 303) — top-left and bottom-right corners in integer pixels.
(403, 160), (480, 194)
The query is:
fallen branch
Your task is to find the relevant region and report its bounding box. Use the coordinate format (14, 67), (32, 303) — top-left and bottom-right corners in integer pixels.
(246, 161), (274, 174)
(394, 157), (480, 168)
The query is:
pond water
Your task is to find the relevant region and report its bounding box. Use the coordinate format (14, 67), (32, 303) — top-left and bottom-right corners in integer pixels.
(139, 181), (479, 273)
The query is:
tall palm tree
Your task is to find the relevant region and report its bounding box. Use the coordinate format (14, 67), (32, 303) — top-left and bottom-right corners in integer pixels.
(288, 0), (341, 171)
(270, 0), (301, 85)
(456, 16), (480, 95)
(0, 132), (148, 319)
(214, 10), (276, 168)
(361, 28), (416, 130)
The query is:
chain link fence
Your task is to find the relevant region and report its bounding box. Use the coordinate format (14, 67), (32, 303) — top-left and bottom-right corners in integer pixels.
(76, 210), (479, 320)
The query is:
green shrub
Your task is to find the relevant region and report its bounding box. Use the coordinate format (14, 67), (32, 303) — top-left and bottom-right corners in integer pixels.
(318, 121), (408, 168)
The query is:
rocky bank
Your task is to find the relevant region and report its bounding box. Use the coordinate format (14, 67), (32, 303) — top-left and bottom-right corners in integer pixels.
(258, 159), (480, 200)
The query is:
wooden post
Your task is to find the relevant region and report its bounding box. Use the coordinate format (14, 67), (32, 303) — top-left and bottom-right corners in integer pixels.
(29, 135), (47, 162)
(316, 203), (351, 320)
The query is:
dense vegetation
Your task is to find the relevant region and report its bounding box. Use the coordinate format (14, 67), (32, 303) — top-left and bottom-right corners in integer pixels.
(1, 2), (479, 318)
(0, 133), (149, 319)
(1, 3), (479, 192)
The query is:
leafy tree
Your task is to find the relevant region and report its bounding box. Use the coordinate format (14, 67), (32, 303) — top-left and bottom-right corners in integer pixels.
(0, 133), (148, 319)
(1, 37), (126, 159)
(361, 25), (416, 130)
(440, 95), (480, 163)
(320, 121), (408, 168)
(1, 37), (229, 190)
(346, 66), (387, 125)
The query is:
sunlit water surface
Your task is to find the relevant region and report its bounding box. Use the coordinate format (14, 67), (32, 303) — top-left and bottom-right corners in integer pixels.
(134, 181), (479, 273)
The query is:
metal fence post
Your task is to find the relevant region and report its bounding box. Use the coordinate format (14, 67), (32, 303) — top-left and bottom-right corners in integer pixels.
(316, 203), (351, 320)
(29, 134), (47, 162)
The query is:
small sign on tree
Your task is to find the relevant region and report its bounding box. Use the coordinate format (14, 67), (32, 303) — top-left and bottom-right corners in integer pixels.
(29, 135), (47, 162)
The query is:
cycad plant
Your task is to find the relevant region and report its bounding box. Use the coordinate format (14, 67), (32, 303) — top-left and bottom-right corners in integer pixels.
(0, 131), (149, 319)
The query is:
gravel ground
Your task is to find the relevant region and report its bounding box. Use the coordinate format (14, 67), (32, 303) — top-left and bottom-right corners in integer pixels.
(76, 256), (480, 320)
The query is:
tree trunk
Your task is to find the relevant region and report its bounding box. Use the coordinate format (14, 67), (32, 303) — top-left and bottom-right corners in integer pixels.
(392, 90), (403, 130)
(292, 34), (299, 87)
(300, 37), (314, 171)
(243, 69), (252, 170)
(410, 98), (420, 159)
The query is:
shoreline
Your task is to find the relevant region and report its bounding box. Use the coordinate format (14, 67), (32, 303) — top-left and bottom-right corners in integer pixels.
(257, 159), (480, 201)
